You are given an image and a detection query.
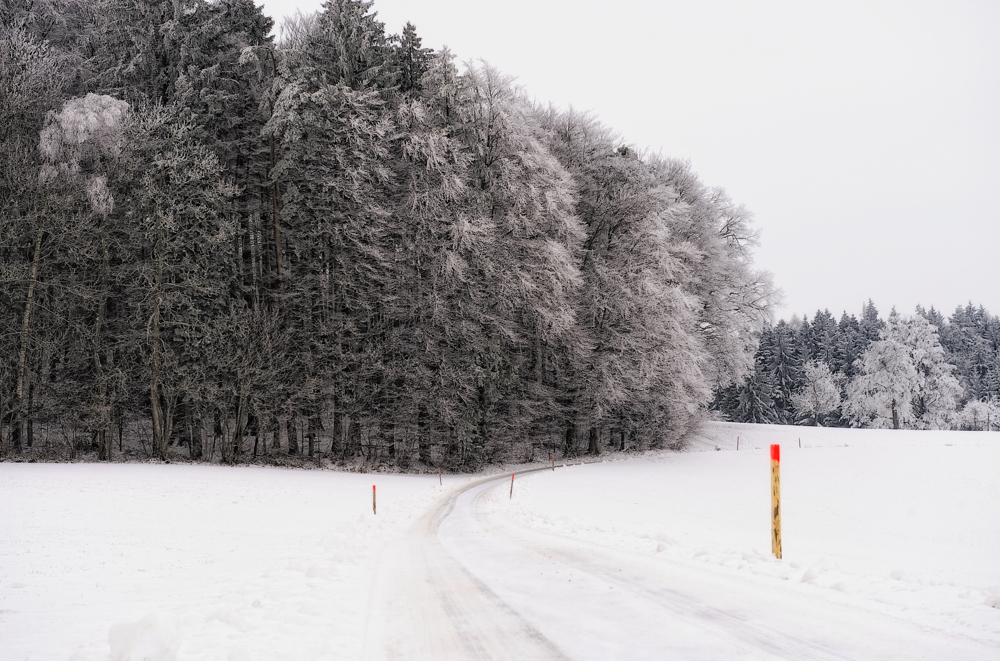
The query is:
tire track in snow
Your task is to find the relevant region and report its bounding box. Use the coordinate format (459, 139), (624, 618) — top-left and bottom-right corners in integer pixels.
(476, 515), (851, 660)
(460, 479), (851, 661)
(374, 469), (568, 661)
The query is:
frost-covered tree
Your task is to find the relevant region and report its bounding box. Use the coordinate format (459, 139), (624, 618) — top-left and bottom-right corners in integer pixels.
(901, 313), (963, 429)
(845, 312), (961, 429)
(1, 0), (784, 465)
(844, 321), (917, 429)
(791, 360), (841, 426)
(538, 109), (718, 453)
(142, 112), (235, 458)
(955, 398), (999, 431)
(658, 160), (778, 389)
(452, 63), (585, 464)
(36, 93), (130, 460)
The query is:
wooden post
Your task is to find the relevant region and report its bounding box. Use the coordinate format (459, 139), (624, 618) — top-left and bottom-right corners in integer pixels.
(551, 455), (555, 471)
(510, 473), (515, 499)
(798, 437), (801, 448)
(438, 468), (442, 485)
(770, 444), (781, 559)
(372, 485), (376, 515)
(736, 436), (739, 451)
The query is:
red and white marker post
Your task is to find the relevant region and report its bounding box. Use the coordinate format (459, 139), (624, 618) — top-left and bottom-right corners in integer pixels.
(770, 444), (781, 559)
(551, 455), (555, 471)
(509, 473), (515, 499)
(372, 484), (377, 515)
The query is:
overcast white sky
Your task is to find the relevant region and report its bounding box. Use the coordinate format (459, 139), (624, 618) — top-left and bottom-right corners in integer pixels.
(259, 0), (1000, 322)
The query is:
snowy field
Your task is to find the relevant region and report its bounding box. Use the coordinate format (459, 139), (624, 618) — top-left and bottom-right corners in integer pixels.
(1, 422), (998, 660)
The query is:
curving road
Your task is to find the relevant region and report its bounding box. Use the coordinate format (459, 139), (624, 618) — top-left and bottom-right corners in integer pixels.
(372, 469), (996, 660)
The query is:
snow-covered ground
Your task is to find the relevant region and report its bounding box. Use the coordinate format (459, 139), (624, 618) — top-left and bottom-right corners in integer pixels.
(2, 422), (998, 660)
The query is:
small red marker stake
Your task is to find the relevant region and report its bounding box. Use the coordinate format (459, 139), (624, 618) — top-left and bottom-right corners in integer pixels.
(372, 484), (376, 515)
(510, 473), (515, 499)
(551, 455), (555, 471)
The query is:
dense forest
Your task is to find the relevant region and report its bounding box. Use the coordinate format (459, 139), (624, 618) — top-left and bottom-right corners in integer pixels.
(0, 0), (778, 468)
(712, 302), (1000, 431)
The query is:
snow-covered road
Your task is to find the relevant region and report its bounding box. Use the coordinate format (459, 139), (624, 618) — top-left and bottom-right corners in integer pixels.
(376, 459), (999, 660)
(374, 469), (568, 660)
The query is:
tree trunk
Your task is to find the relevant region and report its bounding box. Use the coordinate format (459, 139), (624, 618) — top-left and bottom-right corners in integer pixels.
(150, 212), (168, 460)
(269, 135), (285, 314)
(564, 421), (577, 456)
(891, 398), (899, 430)
(189, 410), (204, 460)
(286, 415), (298, 455)
(417, 404), (429, 464)
(307, 410), (323, 458)
(271, 418), (281, 452)
(26, 383), (34, 449)
(587, 426), (600, 455)
(94, 222), (112, 461)
(14, 229), (45, 451)
(229, 396), (247, 464)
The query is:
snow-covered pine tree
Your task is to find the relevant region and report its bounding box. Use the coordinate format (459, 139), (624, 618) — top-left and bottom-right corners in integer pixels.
(835, 312), (864, 380)
(764, 321), (804, 424)
(803, 310), (838, 367)
(734, 361), (779, 424)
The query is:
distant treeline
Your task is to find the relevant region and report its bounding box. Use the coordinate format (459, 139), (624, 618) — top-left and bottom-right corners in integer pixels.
(712, 302), (1000, 430)
(0, 0), (775, 468)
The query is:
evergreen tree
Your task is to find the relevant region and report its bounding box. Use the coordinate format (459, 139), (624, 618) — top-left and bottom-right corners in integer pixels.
(765, 321), (804, 423)
(390, 22), (432, 97)
(835, 312), (864, 380)
(734, 360), (779, 424)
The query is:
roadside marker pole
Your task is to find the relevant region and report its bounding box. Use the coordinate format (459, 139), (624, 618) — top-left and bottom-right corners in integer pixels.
(510, 473), (515, 499)
(770, 444), (781, 559)
(736, 436), (740, 451)
(551, 455), (555, 471)
(799, 437), (801, 448)
(438, 468), (442, 485)
(373, 485), (377, 515)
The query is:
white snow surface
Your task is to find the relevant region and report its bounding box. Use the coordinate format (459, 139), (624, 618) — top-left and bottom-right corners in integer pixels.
(2, 422), (999, 660)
